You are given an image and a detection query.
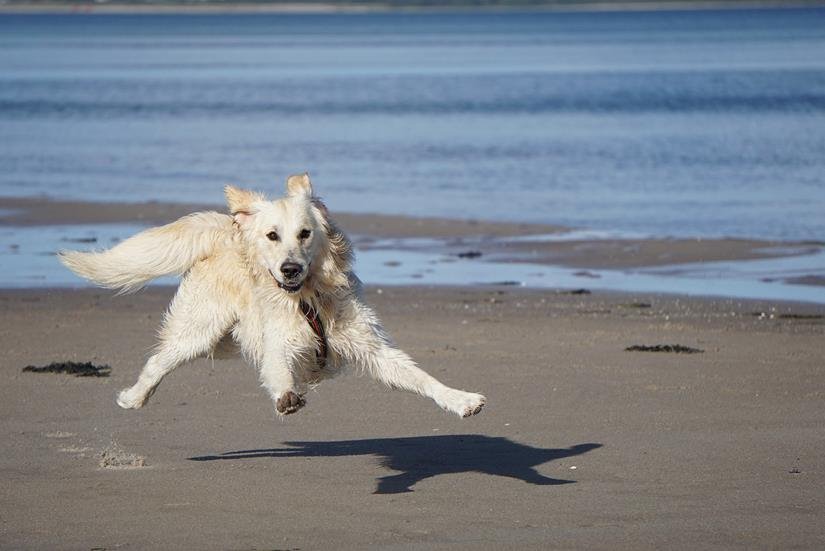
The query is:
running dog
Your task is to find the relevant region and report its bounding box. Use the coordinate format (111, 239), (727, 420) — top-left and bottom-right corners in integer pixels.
(60, 174), (486, 418)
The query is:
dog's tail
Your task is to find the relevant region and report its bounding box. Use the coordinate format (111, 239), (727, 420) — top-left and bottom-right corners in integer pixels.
(59, 211), (233, 293)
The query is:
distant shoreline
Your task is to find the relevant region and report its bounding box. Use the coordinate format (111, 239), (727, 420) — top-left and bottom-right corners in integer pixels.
(2, 1), (825, 14)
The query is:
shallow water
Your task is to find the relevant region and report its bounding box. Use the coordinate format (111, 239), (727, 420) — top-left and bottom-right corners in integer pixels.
(4, 222), (823, 304)
(1, 9), (825, 241)
(0, 223), (177, 287)
(357, 248), (825, 305)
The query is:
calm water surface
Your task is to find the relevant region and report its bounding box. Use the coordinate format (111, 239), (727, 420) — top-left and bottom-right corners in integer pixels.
(1, 9), (825, 241)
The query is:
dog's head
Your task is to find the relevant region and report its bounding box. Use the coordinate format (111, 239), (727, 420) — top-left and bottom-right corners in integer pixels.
(226, 173), (351, 295)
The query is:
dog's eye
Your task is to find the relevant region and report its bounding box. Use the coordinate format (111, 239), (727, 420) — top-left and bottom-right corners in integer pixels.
(299, 229), (311, 240)
(266, 231), (279, 242)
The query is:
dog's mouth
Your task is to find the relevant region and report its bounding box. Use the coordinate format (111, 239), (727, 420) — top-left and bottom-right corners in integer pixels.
(270, 270), (304, 294)
(278, 281), (303, 294)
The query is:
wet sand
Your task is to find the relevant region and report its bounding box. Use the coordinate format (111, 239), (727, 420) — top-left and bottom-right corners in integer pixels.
(2, 195), (819, 274)
(0, 195), (560, 238)
(1, 286), (824, 549)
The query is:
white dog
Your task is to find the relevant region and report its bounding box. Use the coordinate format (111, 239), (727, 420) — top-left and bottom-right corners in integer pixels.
(60, 174), (486, 418)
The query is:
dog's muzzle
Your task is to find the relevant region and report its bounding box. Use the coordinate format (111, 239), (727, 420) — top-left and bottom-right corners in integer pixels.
(272, 262), (306, 294)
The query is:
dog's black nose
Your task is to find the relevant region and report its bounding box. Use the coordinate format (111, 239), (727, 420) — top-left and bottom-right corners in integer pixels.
(280, 262), (303, 279)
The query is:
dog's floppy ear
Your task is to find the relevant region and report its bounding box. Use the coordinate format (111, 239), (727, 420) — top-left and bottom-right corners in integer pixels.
(286, 172), (313, 198)
(312, 196), (330, 218)
(224, 185), (262, 224)
(310, 198), (354, 290)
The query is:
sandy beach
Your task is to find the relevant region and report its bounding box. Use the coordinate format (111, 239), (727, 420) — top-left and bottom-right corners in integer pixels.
(1, 281), (824, 549)
(1, 199), (824, 548)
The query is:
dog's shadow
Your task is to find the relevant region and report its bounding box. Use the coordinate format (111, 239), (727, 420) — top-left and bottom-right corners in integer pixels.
(189, 435), (602, 494)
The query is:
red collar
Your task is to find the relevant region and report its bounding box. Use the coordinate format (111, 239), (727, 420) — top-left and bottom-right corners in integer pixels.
(299, 300), (327, 368)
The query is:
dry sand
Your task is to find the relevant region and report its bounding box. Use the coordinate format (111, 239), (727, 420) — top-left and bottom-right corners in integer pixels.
(2, 285), (824, 549)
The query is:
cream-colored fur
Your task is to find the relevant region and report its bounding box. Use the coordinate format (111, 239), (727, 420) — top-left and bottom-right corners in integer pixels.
(59, 174), (486, 418)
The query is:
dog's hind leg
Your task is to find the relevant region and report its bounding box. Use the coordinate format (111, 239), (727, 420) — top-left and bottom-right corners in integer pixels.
(359, 344), (485, 418)
(116, 276), (236, 409)
(331, 302), (486, 418)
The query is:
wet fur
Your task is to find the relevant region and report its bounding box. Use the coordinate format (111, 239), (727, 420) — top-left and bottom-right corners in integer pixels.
(60, 174), (486, 418)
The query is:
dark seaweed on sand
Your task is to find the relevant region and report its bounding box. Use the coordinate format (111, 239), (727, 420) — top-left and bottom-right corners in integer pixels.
(22, 361), (111, 377)
(625, 344), (704, 354)
(778, 313), (824, 320)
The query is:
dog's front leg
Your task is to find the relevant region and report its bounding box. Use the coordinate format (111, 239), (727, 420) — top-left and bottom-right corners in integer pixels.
(332, 302), (486, 418)
(259, 335), (305, 415)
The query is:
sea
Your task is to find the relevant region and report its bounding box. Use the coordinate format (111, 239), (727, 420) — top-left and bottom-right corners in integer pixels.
(1, 8), (824, 300)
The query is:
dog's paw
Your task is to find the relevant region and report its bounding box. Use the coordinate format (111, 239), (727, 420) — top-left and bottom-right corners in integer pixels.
(276, 391), (306, 415)
(116, 387), (147, 409)
(438, 390), (486, 418)
(460, 393), (486, 417)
